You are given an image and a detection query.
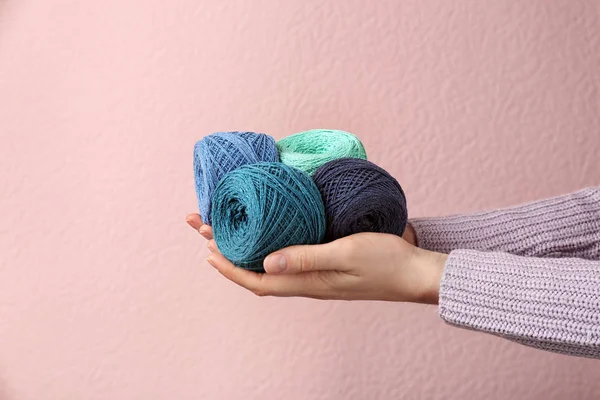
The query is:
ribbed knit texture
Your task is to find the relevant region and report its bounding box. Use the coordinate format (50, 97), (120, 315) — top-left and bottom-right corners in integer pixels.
(412, 187), (600, 358)
(441, 250), (600, 358)
(411, 187), (600, 259)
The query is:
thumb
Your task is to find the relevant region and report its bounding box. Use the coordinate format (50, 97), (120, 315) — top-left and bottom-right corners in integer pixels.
(263, 242), (348, 274)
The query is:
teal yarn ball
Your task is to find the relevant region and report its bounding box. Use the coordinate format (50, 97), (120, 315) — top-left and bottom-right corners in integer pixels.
(211, 162), (326, 272)
(276, 129), (367, 175)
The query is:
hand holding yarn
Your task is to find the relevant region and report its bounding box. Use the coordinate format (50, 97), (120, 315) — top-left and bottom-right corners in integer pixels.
(195, 229), (446, 304)
(192, 128), (409, 275)
(187, 128), (439, 303)
(186, 211), (439, 302)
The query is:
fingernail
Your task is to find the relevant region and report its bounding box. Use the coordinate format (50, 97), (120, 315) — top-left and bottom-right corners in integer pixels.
(206, 257), (216, 268)
(265, 254), (286, 273)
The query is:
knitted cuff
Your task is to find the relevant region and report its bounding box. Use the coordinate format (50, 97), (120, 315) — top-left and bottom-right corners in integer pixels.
(439, 249), (600, 358)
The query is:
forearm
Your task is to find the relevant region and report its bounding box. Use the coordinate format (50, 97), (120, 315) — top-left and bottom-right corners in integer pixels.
(410, 187), (600, 259)
(438, 249), (600, 358)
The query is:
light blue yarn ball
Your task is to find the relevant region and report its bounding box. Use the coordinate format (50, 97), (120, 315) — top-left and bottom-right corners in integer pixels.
(193, 131), (279, 225)
(211, 162), (326, 272)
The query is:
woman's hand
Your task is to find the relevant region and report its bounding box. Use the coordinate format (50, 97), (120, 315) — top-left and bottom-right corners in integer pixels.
(186, 213), (446, 304)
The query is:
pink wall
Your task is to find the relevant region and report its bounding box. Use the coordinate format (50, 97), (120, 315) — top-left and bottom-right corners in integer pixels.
(1, 1), (599, 399)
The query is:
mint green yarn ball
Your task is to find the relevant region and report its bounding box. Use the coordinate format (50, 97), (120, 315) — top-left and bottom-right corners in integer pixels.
(276, 129), (367, 175)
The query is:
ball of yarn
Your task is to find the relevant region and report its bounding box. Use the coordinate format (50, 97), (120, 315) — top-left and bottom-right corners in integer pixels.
(312, 158), (408, 242)
(211, 162), (326, 272)
(193, 131), (278, 225)
(276, 129), (367, 175)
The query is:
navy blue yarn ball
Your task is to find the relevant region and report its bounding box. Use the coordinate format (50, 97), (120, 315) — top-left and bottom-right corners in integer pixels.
(211, 162), (326, 272)
(312, 158), (408, 242)
(193, 131), (278, 224)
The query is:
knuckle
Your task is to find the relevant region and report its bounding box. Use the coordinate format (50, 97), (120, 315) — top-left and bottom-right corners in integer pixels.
(296, 249), (316, 272)
(335, 239), (357, 261)
(250, 277), (269, 297)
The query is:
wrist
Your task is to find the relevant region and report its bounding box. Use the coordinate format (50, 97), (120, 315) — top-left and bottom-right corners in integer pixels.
(413, 248), (447, 305)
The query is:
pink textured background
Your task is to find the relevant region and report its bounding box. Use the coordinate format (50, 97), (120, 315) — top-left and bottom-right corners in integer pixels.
(1, 1), (599, 399)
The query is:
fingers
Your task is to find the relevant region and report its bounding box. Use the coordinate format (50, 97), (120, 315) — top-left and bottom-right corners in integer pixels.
(207, 239), (221, 254)
(207, 253), (330, 298)
(185, 213), (214, 240)
(199, 225), (214, 240)
(207, 253), (266, 294)
(263, 241), (350, 275)
(186, 213), (202, 229)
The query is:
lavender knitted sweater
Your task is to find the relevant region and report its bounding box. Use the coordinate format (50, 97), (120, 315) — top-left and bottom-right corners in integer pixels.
(410, 187), (600, 359)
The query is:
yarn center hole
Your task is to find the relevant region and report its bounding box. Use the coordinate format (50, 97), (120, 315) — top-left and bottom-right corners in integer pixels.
(355, 212), (380, 230)
(227, 199), (248, 229)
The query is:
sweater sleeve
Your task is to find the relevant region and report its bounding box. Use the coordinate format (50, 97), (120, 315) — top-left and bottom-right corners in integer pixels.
(440, 250), (600, 358)
(410, 187), (600, 259)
